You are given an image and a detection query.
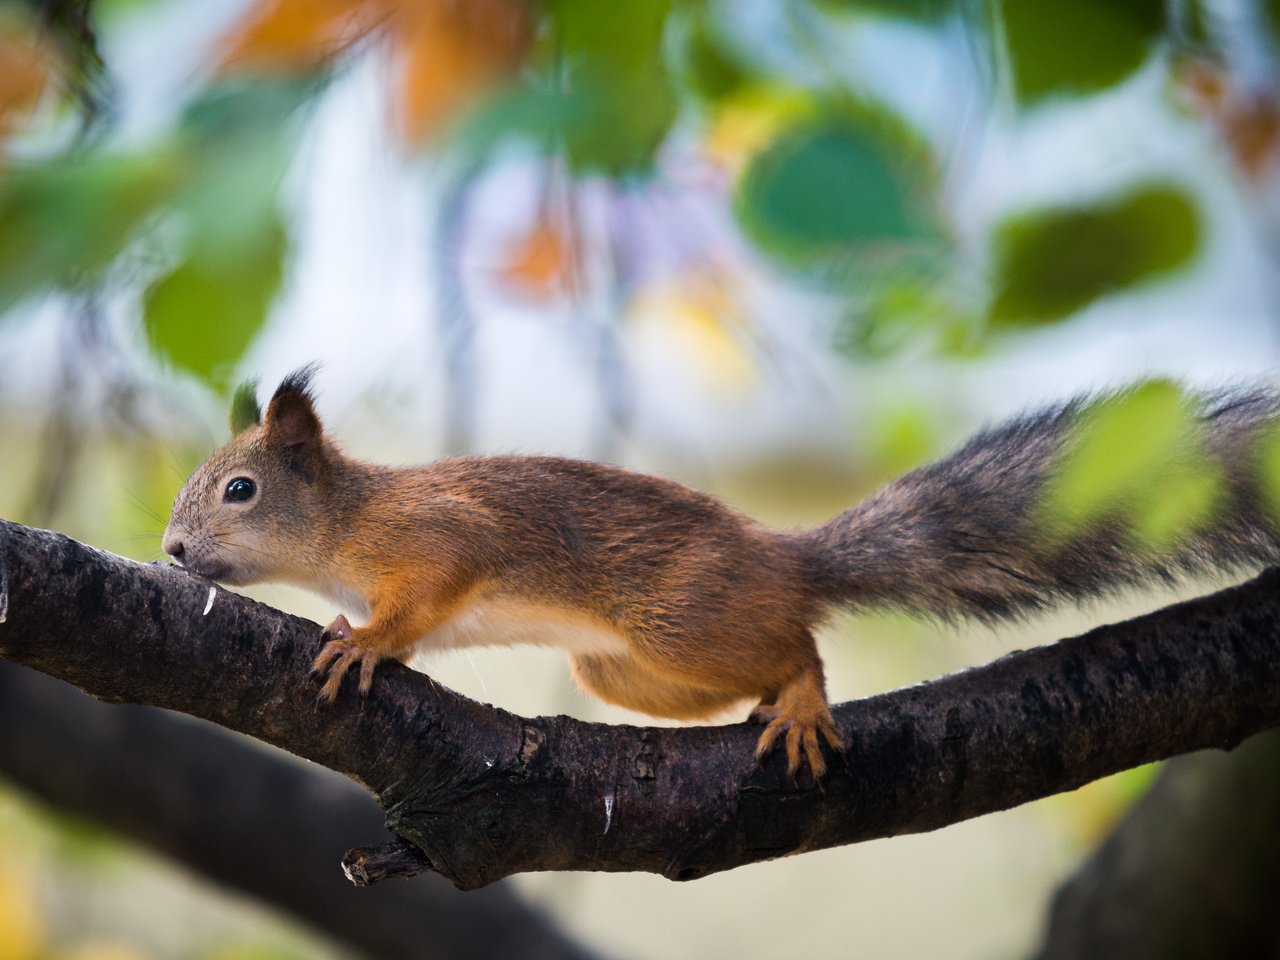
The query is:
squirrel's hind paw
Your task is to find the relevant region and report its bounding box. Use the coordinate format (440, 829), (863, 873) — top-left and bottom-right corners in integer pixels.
(750, 674), (844, 781)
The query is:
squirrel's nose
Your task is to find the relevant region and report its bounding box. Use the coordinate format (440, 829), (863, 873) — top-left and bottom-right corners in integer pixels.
(162, 531), (185, 562)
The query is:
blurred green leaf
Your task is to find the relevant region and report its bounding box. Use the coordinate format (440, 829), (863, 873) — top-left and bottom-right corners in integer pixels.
(542, 0), (677, 173)
(0, 150), (178, 312)
(841, 271), (981, 358)
(1041, 381), (1225, 551)
(736, 117), (934, 264)
(139, 79), (303, 385)
(179, 77), (316, 143)
(203, 941), (311, 960)
(1254, 424), (1280, 520)
(990, 183), (1199, 325)
(869, 405), (940, 477)
(1000, 0), (1164, 103)
(143, 212), (286, 386)
(816, 0), (952, 20)
(679, 14), (750, 102)
(464, 70), (676, 174)
(464, 0), (677, 173)
(1262, 0), (1280, 52)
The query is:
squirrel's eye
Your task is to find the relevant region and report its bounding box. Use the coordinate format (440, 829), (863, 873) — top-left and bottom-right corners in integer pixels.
(224, 477), (257, 503)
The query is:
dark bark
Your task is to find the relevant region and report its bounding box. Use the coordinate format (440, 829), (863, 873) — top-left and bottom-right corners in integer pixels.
(0, 660), (597, 960)
(1, 518), (1279, 890)
(1035, 728), (1280, 959)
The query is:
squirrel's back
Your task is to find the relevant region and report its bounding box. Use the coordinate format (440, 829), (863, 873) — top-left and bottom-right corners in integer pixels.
(799, 388), (1280, 621)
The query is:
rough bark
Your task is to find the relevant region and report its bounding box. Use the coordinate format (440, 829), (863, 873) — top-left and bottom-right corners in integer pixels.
(1035, 728), (1280, 959)
(0, 660), (597, 960)
(1, 519), (1279, 890)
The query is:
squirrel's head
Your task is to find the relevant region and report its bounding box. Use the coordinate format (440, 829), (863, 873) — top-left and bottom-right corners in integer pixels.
(162, 365), (336, 585)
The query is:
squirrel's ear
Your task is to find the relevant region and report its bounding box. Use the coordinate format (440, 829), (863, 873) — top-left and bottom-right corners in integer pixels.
(263, 364), (323, 451)
(229, 380), (262, 434)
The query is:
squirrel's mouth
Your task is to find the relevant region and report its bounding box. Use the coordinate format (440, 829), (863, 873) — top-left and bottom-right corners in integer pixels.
(180, 556), (236, 584)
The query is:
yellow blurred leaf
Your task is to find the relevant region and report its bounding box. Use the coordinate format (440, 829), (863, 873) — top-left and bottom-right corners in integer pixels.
(630, 270), (757, 395)
(0, 861), (44, 960)
(394, 0), (532, 142)
(499, 214), (578, 300)
(54, 944), (150, 960)
(1037, 762), (1161, 846)
(702, 88), (810, 174)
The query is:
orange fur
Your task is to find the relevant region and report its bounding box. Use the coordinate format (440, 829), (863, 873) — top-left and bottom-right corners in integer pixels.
(163, 370), (844, 778)
(166, 374), (1280, 781)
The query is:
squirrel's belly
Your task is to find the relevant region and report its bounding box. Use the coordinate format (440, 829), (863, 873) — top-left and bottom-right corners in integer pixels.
(420, 598), (631, 656)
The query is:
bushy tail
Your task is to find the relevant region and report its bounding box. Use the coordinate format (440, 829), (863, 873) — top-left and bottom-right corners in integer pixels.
(802, 387), (1280, 622)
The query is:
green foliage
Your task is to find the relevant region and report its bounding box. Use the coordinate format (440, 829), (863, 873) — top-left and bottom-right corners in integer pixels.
(1041, 381), (1226, 551)
(472, 0), (678, 174)
(815, 0), (952, 21)
(999, 0), (1165, 103)
(1262, 0), (1280, 51)
(140, 83), (301, 386)
(230, 380), (263, 434)
(736, 115), (935, 265)
(1253, 424), (1280, 520)
(678, 12), (750, 103)
(990, 184), (1200, 325)
(143, 214), (286, 387)
(0, 0), (1229, 374)
(0, 149), (179, 313)
(0, 78), (307, 389)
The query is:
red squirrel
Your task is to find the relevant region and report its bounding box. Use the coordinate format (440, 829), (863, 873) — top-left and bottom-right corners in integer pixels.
(162, 368), (1280, 778)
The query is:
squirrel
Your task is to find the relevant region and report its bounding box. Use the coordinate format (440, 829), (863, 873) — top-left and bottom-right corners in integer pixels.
(162, 367), (1280, 779)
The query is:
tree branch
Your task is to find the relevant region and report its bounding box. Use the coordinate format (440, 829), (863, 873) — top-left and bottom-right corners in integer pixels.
(1, 518), (1278, 890)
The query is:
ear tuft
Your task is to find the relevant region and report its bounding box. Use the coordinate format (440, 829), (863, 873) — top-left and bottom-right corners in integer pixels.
(264, 363), (324, 451)
(229, 380), (262, 434)
(273, 362), (321, 404)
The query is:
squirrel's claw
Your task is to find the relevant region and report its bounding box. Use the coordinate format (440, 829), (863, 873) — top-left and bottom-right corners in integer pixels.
(751, 692), (844, 782)
(318, 613), (353, 645)
(312, 616), (382, 702)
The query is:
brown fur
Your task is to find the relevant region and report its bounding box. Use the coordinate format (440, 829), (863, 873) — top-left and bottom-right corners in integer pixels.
(164, 373), (1280, 779)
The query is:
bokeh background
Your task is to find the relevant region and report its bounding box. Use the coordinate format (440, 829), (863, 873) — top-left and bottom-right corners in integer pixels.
(2, 0), (1280, 957)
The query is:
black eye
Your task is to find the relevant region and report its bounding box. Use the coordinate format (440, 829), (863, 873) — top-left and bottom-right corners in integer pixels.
(224, 477), (257, 503)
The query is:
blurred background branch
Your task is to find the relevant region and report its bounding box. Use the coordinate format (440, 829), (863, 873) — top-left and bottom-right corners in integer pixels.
(0, 660), (598, 960)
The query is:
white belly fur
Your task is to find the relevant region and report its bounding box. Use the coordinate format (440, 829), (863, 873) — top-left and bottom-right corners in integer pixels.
(307, 579), (373, 624)
(421, 598), (631, 657)
(300, 578), (629, 657)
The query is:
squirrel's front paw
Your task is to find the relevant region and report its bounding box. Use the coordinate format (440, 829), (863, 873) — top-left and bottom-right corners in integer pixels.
(311, 616), (383, 701)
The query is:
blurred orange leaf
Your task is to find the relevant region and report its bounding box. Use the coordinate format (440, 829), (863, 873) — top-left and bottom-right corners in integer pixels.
(218, 0), (377, 72)
(1222, 96), (1280, 182)
(220, 0), (531, 142)
(499, 214), (578, 300)
(395, 0), (532, 142)
(1177, 58), (1280, 184)
(0, 20), (55, 141)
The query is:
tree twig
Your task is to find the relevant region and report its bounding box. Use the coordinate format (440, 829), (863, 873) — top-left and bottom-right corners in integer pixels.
(1, 518), (1278, 890)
